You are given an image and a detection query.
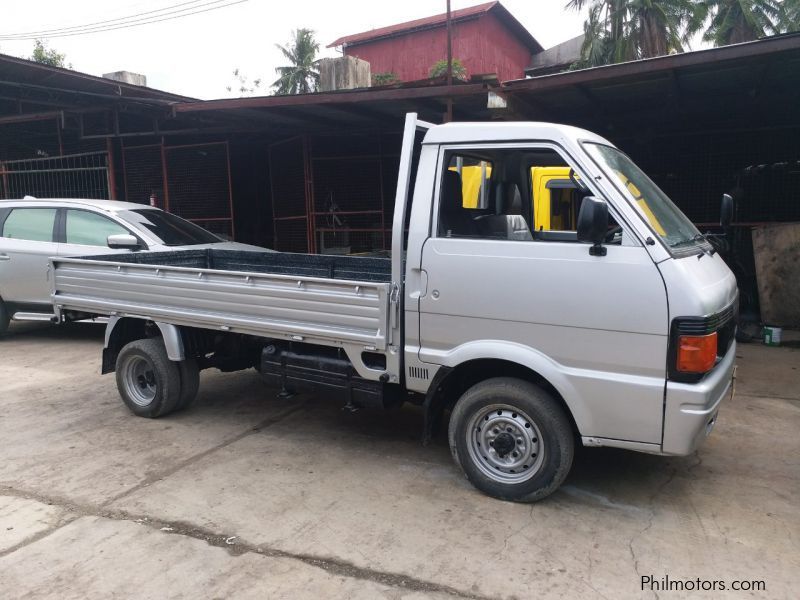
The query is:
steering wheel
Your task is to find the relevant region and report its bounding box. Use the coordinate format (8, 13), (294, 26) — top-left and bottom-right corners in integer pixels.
(605, 225), (622, 243)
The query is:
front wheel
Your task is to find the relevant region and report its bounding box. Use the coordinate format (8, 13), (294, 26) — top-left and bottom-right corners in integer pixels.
(448, 377), (574, 502)
(116, 338), (181, 418)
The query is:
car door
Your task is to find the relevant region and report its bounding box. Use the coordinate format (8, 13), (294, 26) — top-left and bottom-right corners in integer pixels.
(417, 143), (669, 444)
(0, 206), (59, 309)
(58, 208), (135, 257)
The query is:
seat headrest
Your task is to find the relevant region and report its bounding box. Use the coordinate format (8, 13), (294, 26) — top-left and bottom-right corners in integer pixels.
(441, 170), (463, 215)
(507, 184), (523, 215)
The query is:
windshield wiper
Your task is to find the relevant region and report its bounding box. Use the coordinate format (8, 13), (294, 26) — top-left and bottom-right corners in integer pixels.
(672, 233), (716, 257)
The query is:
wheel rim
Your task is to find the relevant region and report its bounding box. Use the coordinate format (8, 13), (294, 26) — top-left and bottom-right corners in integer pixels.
(122, 355), (157, 406)
(466, 403), (544, 483)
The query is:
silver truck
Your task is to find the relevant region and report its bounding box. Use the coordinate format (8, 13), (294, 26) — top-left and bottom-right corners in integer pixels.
(51, 114), (738, 502)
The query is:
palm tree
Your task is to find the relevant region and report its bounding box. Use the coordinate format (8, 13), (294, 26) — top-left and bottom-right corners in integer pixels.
(272, 29), (320, 95)
(568, 0), (695, 68)
(691, 0), (781, 45)
(778, 0), (800, 33)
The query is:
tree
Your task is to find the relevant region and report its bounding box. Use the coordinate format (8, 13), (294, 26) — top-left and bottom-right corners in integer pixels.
(691, 0), (781, 45)
(272, 29), (320, 95)
(30, 39), (71, 68)
(226, 68), (262, 97)
(568, 0), (695, 68)
(780, 0), (800, 32)
(429, 58), (468, 81)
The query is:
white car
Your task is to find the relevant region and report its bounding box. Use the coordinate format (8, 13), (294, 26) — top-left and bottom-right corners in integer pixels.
(0, 197), (269, 334)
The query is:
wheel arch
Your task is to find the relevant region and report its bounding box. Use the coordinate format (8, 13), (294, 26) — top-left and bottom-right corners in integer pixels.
(421, 343), (586, 444)
(102, 317), (184, 373)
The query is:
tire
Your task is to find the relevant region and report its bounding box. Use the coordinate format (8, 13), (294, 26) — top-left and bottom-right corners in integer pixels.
(115, 338), (181, 418)
(0, 299), (9, 337)
(448, 377), (574, 503)
(174, 359), (200, 411)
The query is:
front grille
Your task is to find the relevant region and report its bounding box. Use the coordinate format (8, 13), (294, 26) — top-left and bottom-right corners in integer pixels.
(674, 302), (737, 336)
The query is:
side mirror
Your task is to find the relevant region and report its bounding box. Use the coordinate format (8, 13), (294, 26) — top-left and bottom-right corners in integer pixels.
(577, 196), (609, 256)
(720, 193), (734, 228)
(107, 233), (141, 250)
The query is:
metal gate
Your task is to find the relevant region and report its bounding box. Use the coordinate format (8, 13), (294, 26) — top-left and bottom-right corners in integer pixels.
(0, 151), (110, 200)
(122, 141), (235, 238)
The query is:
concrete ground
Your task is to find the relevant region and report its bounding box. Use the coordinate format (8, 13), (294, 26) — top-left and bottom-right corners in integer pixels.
(0, 323), (798, 600)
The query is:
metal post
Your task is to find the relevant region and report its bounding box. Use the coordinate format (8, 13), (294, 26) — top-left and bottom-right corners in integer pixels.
(225, 141), (236, 240)
(302, 135), (316, 254)
(106, 138), (117, 200)
(445, 0), (454, 122)
(55, 118), (63, 156)
(160, 138), (169, 212)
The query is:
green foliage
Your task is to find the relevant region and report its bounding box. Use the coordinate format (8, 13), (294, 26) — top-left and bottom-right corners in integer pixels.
(272, 28), (320, 95)
(781, 0), (800, 32)
(30, 39), (70, 68)
(690, 0), (781, 45)
(429, 58), (467, 81)
(569, 0), (798, 68)
(226, 68), (262, 96)
(372, 72), (399, 86)
(567, 0), (695, 68)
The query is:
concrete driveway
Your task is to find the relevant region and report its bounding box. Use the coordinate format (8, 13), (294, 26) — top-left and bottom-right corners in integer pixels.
(1, 323), (798, 599)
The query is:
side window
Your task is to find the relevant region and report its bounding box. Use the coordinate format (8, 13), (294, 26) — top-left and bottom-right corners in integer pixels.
(66, 210), (129, 246)
(1, 208), (57, 242)
(438, 147), (621, 244)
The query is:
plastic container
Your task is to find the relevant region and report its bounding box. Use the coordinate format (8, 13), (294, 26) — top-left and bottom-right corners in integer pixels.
(763, 326), (782, 346)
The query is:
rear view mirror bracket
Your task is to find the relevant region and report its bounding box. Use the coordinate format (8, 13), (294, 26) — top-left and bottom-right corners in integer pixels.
(589, 242), (607, 257)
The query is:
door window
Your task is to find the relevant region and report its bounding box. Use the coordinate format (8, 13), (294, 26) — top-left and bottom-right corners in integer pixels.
(1, 208), (57, 242)
(438, 147), (620, 243)
(66, 210), (130, 246)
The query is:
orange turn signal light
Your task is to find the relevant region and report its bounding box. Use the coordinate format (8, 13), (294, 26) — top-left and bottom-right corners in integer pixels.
(677, 332), (718, 373)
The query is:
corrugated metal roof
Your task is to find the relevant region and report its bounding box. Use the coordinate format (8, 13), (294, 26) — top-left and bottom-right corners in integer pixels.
(0, 52), (194, 104)
(327, 1), (542, 53)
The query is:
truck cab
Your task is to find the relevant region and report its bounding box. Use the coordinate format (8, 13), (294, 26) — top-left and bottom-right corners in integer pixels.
(399, 117), (736, 499)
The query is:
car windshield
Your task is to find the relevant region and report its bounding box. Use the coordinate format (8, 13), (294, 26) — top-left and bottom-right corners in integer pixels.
(583, 143), (702, 249)
(119, 209), (221, 246)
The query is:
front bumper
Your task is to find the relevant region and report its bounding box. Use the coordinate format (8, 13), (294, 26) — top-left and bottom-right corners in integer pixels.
(661, 341), (736, 455)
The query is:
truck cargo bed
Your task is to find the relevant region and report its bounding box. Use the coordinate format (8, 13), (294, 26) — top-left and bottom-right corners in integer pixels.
(52, 249), (394, 349)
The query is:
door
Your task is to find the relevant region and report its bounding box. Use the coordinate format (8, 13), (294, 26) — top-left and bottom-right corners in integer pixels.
(0, 207), (59, 308)
(418, 144), (670, 444)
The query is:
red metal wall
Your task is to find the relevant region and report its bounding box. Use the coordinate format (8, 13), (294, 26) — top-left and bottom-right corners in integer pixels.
(344, 14), (531, 83)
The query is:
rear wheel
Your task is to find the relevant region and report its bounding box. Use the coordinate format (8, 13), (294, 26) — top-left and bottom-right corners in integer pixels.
(448, 377), (574, 502)
(116, 338), (181, 418)
(0, 299), (8, 336)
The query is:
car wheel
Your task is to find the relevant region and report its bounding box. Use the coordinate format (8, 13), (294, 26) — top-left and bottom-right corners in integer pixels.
(115, 338), (181, 418)
(448, 377), (574, 502)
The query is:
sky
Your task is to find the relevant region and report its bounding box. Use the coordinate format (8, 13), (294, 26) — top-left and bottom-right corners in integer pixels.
(0, 0), (599, 99)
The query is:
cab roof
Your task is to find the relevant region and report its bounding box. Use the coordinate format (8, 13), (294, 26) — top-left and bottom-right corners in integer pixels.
(422, 121), (614, 147)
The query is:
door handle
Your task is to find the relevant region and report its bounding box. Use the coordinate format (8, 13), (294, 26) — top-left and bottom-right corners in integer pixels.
(407, 268), (428, 299)
(0, 253), (10, 261)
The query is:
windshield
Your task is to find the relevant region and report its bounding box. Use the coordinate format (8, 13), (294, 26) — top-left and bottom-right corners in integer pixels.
(120, 209), (221, 246)
(583, 143), (702, 249)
